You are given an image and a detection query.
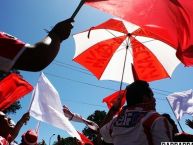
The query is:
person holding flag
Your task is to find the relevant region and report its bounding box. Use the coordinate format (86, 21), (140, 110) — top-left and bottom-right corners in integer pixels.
(0, 111), (30, 144)
(0, 18), (73, 73)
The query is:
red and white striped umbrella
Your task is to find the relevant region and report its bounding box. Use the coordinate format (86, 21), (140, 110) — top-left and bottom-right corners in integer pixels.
(73, 18), (180, 84)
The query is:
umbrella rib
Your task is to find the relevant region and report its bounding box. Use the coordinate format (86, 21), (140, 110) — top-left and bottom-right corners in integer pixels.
(104, 29), (128, 46)
(126, 35), (155, 57)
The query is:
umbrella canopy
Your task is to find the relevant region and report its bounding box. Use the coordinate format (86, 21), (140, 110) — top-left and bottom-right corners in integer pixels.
(85, 0), (193, 66)
(73, 18), (180, 84)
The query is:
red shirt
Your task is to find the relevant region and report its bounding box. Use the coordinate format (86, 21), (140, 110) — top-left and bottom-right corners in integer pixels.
(0, 32), (26, 72)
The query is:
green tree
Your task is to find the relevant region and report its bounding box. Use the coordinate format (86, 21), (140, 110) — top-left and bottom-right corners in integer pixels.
(38, 139), (47, 145)
(82, 110), (107, 145)
(53, 136), (80, 145)
(4, 101), (21, 114)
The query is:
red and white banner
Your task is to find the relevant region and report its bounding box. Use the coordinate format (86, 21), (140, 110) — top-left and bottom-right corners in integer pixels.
(86, 0), (193, 66)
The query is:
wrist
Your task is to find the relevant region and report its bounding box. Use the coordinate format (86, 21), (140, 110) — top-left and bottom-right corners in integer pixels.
(17, 120), (24, 126)
(48, 30), (62, 43)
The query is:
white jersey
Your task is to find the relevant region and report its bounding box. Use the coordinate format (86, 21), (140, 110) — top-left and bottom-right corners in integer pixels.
(100, 107), (173, 145)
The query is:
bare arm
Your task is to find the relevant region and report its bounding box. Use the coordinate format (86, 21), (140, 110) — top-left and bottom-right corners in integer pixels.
(9, 112), (30, 142)
(63, 105), (99, 131)
(14, 18), (74, 72)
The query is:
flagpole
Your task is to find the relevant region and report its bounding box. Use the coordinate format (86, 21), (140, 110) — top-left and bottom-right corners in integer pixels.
(36, 121), (41, 133)
(28, 90), (35, 112)
(166, 98), (184, 132)
(119, 43), (129, 91)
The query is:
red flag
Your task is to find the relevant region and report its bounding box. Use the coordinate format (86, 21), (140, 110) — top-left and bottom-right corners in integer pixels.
(0, 32), (26, 72)
(86, 0), (193, 66)
(0, 73), (33, 110)
(103, 90), (126, 109)
(78, 132), (93, 145)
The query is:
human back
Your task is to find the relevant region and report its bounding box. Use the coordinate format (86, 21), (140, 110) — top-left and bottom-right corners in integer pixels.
(110, 109), (153, 145)
(100, 80), (173, 145)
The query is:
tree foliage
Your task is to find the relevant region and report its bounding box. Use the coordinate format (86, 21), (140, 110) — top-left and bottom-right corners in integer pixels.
(53, 136), (80, 145)
(38, 139), (47, 145)
(3, 101), (21, 114)
(82, 110), (107, 144)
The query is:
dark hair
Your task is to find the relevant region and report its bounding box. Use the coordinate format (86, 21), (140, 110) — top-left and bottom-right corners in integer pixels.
(125, 80), (153, 106)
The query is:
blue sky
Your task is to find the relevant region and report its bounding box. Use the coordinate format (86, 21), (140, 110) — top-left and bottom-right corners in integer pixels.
(1, 0), (193, 144)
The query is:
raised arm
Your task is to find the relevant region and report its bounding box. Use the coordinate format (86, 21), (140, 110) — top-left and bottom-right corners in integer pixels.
(63, 105), (99, 131)
(14, 18), (74, 72)
(9, 112), (30, 143)
(99, 94), (124, 128)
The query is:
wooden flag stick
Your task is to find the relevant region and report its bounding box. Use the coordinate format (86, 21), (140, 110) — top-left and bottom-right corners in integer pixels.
(166, 98), (184, 132)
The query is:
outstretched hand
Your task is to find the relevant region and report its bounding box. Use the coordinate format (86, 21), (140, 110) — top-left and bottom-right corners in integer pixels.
(49, 18), (74, 42)
(85, 119), (99, 132)
(21, 112), (30, 125)
(185, 119), (193, 129)
(63, 105), (73, 115)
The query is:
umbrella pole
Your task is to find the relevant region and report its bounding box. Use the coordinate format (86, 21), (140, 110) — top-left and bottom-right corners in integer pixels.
(119, 45), (129, 91)
(166, 98), (184, 132)
(71, 0), (85, 19)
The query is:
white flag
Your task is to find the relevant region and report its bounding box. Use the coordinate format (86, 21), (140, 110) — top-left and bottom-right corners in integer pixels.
(167, 89), (193, 120)
(29, 72), (80, 140)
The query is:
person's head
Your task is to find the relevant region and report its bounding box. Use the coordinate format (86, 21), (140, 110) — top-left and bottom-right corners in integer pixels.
(125, 80), (155, 107)
(21, 130), (38, 145)
(0, 111), (15, 137)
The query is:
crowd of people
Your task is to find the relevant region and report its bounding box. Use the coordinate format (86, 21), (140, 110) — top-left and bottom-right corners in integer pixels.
(1, 13), (193, 145)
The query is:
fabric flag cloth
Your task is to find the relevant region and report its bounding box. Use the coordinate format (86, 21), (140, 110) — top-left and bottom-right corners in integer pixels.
(29, 72), (81, 140)
(103, 90), (126, 109)
(0, 32), (28, 72)
(85, 0), (193, 66)
(0, 73), (33, 110)
(167, 89), (193, 120)
(78, 132), (93, 145)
